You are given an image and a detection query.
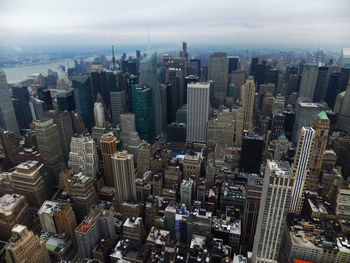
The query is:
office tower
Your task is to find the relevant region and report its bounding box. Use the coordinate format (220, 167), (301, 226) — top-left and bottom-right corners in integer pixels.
(120, 113), (143, 158)
(183, 153), (202, 183)
(123, 217), (145, 242)
(57, 90), (76, 112)
(253, 160), (293, 263)
(313, 66), (339, 102)
(68, 135), (98, 178)
(132, 84), (155, 143)
(93, 102), (105, 128)
(340, 48), (350, 67)
(287, 73), (300, 96)
(272, 95), (285, 116)
(5, 225), (50, 263)
(229, 70), (247, 98)
(335, 186), (350, 220)
(0, 71), (19, 135)
(70, 111), (87, 135)
(241, 78), (255, 132)
(100, 132), (117, 187)
(208, 52), (228, 104)
(250, 57), (259, 76)
(207, 109), (235, 147)
(111, 151), (136, 210)
(72, 75), (94, 131)
(37, 88), (53, 110)
(110, 90), (125, 125)
(298, 63), (318, 100)
(0, 194), (31, 241)
(240, 174), (264, 251)
(38, 201), (77, 241)
(337, 79), (350, 132)
(292, 98), (324, 144)
(180, 179), (193, 209)
(159, 84), (167, 131)
(75, 206), (116, 259)
(289, 127), (315, 214)
(29, 97), (45, 120)
(188, 58), (201, 78)
(239, 134), (264, 173)
(232, 106), (244, 146)
(324, 68), (350, 109)
(305, 112), (330, 191)
(43, 110), (73, 163)
(11, 161), (48, 208)
(33, 118), (63, 181)
(228, 56), (239, 73)
(139, 52), (162, 136)
(66, 172), (98, 222)
(11, 86), (32, 131)
(271, 114), (285, 140)
(186, 82), (210, 143)
(0, 130), (21, 166)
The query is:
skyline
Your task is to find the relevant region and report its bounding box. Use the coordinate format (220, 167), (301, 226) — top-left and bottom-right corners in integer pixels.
(1, 0), (350, 52)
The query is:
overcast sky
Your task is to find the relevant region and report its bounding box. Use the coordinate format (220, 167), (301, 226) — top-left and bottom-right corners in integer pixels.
(0, 0), (349, 50)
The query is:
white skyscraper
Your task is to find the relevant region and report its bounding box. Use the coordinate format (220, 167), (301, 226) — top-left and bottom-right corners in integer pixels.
(0, 71), (19, 135)
(94, 102), (105, 128)
(186, 82), (210, 143)
(289, 127), (315, 214)
(253, 160), (294, 263)
(298, 63), (318, 100)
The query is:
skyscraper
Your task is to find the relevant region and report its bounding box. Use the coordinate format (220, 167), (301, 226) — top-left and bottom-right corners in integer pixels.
(289, 127), (315, 214)
(33, 118), (63, 182)
(241, 77), (255, 132)
(110, 90), (126, 125)
(100, 132), (117, 187)
(337, 79), (350, 132)
(111, 151), (137, 210)
(72, 75), (94, 131)
(180, 179), (193, 209)
(239, 134), (265, 174)
(5, 225), (50, 263)
(186, 82), (210, 144)
(298, 63), (318, 100)
(305, 111), (330, 191)
(11, 86), (32, 132)
(208, 52), (228, 104)
(93, 102), (105, 128)
(340, 48), (350, 67)
(139, 52), (162, 136)
(57, 90), (76, 112)
(253, 160), (293, 263)
(132, 84), (155, 143)
(120, 113), (143, 159)
(0, 71), (19, 135)
(228, 56), (239, 73)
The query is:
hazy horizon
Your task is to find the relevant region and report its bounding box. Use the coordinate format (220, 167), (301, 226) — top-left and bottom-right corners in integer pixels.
(1, 0), (349, 53)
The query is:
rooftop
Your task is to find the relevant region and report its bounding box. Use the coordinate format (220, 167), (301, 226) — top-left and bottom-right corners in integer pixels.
(317, 111), (329, 120)
(0, 194), (23, 213)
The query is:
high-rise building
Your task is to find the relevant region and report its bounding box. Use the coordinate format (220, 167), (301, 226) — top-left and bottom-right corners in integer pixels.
(305, 111), (330, 191)
(139, 52), (162, 136)
(93, 102), (105, 128)
(29, 97), (45, 121)
(57, 90), (76, 112)
(72, 75), (94, 131)
(0, 71), (19, 135)
(43, 110), (73, 163)
(75, 206), (116, 259)
(68, 135), (98, 178)
(313, 66), (339, 102)
(0, 194), (31, 241)
(340, 48), (350, 67)
(0, 130), (21, 166)
(5, 225), (50, 263)
(324, 68), (350, 109)
(33, 118), (63, 182)
(65, 172), (98, 222)
(289, 127), (315, 214)
(132, 84), (155, 143)
(110, 90), (125, 125)
(111, 151), (136, 210)
(37, 88), (53, 111)
(239, 134), (265, 174)
(120, 113), (143, 159)
(11, 86), (32, 132)
(208, 52), (228, 104)
(337, 79), (350, 132)
(180, 179), (193, 209)
(241, 78), (255, 132)
(228, 56), (239, 73)
(207, 109), (235, 147)
(186, 82), (210, 143)
(298, 63), (318, 100)
(253, 160), (293, 263)
(38, 200), (77, 241)
(100, 132), (117, 187)
(292, 98), (324, 144)
(11, 161), (48, 208)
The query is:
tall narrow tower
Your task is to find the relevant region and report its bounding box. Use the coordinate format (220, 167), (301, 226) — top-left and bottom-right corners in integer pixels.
(305, 111), (330, 191)
(100, 132), (117, 187)
(0, 71), (19, 135)
(289, 127), (315, 214)
(241, 77), (255, 132)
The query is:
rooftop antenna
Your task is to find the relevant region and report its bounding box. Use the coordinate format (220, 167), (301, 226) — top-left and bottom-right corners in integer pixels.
(111, 35), (116, 71)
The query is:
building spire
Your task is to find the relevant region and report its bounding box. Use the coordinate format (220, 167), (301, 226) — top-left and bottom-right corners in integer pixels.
(112, 44), (116, 71)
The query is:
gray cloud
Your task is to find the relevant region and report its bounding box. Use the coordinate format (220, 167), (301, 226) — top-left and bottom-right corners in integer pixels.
(0, 0), (349, 48)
